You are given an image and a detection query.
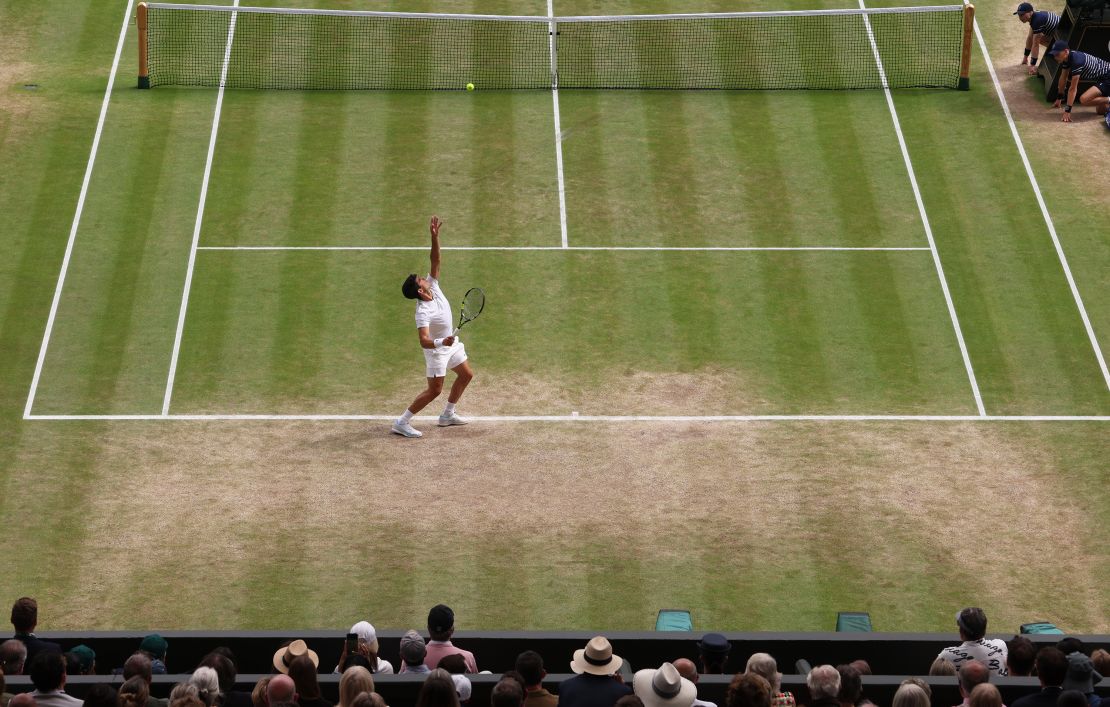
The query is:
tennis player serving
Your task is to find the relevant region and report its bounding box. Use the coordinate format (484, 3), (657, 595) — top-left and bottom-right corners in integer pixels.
(392, 216), (474, 438)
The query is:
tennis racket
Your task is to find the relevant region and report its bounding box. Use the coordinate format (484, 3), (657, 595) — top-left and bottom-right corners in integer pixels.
(452, 287), (485, 336)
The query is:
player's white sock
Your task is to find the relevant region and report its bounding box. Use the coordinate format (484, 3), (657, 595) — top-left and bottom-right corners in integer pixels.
(399, 409), (415, 423)
(443, 402), (457, 415)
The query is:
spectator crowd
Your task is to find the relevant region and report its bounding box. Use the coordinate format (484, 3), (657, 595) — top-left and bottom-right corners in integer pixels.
(0, 600), (1105, 707)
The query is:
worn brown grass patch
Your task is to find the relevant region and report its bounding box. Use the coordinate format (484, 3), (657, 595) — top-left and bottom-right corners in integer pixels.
(0, 61), (39, 147)
(461, 368), (757, 415)
(40, 419), (1108, 631)
(984, 8), (1110, 201)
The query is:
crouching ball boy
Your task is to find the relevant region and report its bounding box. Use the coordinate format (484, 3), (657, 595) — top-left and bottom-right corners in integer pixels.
(1050, 40), (1110, 123)
(392, 216), (474, 439)
(1014, 3), (1059, 76)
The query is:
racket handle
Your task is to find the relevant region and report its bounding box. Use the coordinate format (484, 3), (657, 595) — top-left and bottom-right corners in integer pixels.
(452, 327), (459, 336)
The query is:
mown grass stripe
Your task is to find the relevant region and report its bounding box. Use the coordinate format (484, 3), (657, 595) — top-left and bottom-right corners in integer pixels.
(724, 96), (835, 408)
(563, 91), (613, 251)
(271, 94), (344, 399)
(78, 100), (175, 411)
(174, 91), (261, 401)
(803, 91), (927, 399)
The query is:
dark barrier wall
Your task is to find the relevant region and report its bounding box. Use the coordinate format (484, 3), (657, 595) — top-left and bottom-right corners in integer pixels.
(4, 674), (1109, 707)
(30, 630), (1110, 677)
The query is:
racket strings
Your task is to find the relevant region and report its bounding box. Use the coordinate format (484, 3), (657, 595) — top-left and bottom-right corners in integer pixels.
(461, 289), (485, 323)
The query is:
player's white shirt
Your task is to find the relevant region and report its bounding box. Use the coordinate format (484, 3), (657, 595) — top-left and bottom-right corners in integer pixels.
(937, 639), (1009, 677)
(414, 275), (453, 340)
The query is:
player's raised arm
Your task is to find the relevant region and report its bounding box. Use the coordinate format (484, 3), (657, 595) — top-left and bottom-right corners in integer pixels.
(429, 215), (442, 280)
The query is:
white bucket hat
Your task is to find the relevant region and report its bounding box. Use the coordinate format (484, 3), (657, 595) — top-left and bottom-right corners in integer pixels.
(633, 662), (697, 707)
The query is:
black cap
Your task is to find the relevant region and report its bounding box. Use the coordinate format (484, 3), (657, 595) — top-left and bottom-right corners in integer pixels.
(697, 633), (731, 654)
(1050, 40), (1070, 55)
(428, 604), (455, 633)
(1014, 2), (1034, 14)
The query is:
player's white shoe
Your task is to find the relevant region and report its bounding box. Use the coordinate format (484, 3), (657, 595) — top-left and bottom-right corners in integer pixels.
(391, 420), (423, 438)
(438, 412), (469, 427)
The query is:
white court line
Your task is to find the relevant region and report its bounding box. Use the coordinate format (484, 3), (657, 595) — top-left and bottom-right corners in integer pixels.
(196, 245), (932, 252)
(969, 11), (1110, 393)
(23, 413), (1110, 422)
(548, 0), (569, 248)
(22, 0), (135, 420)
(162, 0), (240, 416)
(859, 0), (986, 417)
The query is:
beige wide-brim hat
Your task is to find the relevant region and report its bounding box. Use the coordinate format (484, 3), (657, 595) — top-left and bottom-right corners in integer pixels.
(570, 636), (623, 676)
(633, 663), (697, 707)
(273, 639), (320, 674)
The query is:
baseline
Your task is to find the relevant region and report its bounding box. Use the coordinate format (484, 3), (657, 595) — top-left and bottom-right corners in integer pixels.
(23, 414), (1110, 422)
(22, 0), (136, 420)
(969, 10), (1110, 392)
(859, 0), (986, 417)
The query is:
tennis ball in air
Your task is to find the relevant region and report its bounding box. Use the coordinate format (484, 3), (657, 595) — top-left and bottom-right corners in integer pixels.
(466, 83), (475, 91)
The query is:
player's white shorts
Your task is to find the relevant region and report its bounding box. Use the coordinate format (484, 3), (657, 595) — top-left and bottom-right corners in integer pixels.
(423, 341), (467, 378)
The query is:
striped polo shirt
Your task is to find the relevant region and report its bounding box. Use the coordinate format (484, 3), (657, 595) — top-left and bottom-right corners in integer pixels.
(1064, 50), (1110, 80)
(1030, 11), (1060, 36)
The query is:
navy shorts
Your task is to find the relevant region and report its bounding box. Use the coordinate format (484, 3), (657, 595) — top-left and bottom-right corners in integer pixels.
(1096, 77), (1110, 97)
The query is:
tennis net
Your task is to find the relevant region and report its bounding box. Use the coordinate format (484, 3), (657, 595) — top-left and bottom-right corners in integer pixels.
(138, 3), (974, 91)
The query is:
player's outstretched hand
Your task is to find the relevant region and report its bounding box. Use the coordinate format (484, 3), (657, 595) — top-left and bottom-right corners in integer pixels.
(1053, 98), (1062, 109)
(1027, 64), (1038, 75)
(1062, 111), (1072, 123)
(430, 215), (441, 238)
(1021, 56), (1029, 66)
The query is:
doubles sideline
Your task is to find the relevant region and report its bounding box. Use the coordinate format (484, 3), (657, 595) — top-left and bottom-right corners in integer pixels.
(967, 8), (1110, 393)
(22, 0), (136, 420)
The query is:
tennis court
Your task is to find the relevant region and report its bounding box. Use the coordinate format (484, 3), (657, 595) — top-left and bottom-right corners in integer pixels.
(21, 0), (1110, 420)
(2, 0), (1108, 631)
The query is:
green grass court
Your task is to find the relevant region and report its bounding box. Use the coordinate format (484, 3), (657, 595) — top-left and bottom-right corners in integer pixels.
(0, 0), (1107, 632)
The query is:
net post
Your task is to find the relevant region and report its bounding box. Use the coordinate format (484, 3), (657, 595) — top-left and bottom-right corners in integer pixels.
(958, 3), (974, 90)
(138, 2), (150, 89)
